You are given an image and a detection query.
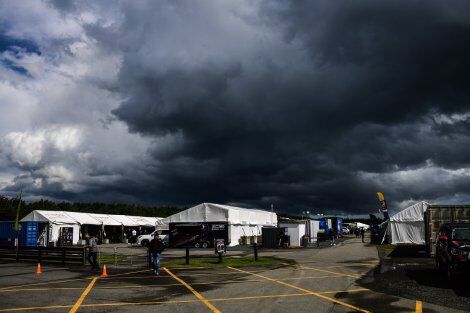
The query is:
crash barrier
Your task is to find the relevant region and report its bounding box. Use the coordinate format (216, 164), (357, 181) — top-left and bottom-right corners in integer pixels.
(98, 246), (149, 268)
(0, 246), (86, 265)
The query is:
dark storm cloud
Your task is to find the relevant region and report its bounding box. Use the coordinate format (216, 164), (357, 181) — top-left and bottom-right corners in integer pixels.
(97, 0), (470, 214)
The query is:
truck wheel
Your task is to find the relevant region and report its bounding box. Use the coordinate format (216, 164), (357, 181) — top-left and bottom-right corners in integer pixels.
(202, 242), (209, 248)
(436, 258), (442, 272)
(194, 242), (200, 248)
(141, 239), (149, 247)
(447, 264), (455, 282)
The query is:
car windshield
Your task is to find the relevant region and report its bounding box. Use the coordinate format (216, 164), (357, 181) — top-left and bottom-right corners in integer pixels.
(452, 228), (470, 241)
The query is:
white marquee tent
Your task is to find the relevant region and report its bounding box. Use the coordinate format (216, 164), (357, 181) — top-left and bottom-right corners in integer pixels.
(387, 201), (430, 244)
(163, 203), (278, 246)
(21, 210), (165, 245)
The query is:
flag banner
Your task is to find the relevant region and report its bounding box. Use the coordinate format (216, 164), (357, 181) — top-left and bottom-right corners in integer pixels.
(377, 191), (389, 220)
(13, 191), (22, 232)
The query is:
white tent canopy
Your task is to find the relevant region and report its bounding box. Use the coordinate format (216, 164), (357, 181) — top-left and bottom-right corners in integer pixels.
(164, 203), (277, 247)
(163, 203), (277, 225)
(388, 201), (430, 244)
(21, 210), (165, 227)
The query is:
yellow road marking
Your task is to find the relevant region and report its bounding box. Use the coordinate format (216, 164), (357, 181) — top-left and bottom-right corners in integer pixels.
(164, 267), (221, 313)
(0, 277), (92, 290)
(69, 276), (98, 313)
(282, 263), (361, 279)
(227, 266), (370, 313)
(0, 305), (71, 312)
(100, 271), (254, 279)
(281, 274), (348, 280)
(0, 289), (371, 312)
(0, 274), (352, 293)
(298, 265), (362, 278)
(0, 287), (85, 292)
(167, 266), (212, 270)
(416, 300), (423, 313)
(0, 268), (157, 291)
(105, 268), (151, 277)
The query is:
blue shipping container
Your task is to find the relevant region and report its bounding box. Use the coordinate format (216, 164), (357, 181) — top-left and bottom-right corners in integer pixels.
(0, 221), (41, 247)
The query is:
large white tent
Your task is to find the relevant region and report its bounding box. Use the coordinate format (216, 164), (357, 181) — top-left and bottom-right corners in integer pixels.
(163, 203), (277, 246)
(387, 201), (430, 244)
(21, 210), (165, 245)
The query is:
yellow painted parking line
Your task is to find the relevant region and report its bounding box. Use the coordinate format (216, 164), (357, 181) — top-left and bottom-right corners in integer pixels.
(0, 278), (265, 292)
(281, 274), (351, 281)
(0, 289), (372, 312)
(228, 266), (370, 313)
(0, 286), (85, 292)
(320, 288), (370, 294)
(324, 263), (377, 268)
(0, 277), (93, 290)
(416, 300), (423, 313)
(101, 271), (252, 280)
(69, 276), (98, 313)
(167, 266), (212, 270)
(0, 305), (71, 312)
(0, 268), (158, 291)
(284, 263), (361, 279)
(105, 268), (152, 277)
(164, 267), (221, 313)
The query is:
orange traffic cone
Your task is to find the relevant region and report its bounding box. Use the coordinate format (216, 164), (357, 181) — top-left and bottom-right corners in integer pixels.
(101, 264), (108, 278)
(36, 263), (42, 275)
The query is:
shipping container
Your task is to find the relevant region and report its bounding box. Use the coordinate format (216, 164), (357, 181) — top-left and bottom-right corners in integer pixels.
(425, 205), (470, 256)
(169, 222), (229, 248)
(0, 221), (43, 247)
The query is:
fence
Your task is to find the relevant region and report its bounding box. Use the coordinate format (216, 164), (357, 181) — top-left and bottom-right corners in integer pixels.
(0, 246), (86, 265)
(98, 246), (149, 268)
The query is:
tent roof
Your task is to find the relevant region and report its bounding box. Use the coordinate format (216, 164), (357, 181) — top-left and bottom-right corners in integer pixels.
(21, 210), (164, 227)
(390, 201), (430, 222)
(163, 203), (277, 225)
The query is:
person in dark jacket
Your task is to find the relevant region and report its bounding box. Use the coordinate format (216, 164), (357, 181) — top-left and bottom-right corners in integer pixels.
(149, 234), (165, 275)
(360, 228), (365, 243)
(86, 234), (100, 271)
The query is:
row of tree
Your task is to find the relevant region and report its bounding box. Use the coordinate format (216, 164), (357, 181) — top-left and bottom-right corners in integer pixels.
(0, 196), (185, 221)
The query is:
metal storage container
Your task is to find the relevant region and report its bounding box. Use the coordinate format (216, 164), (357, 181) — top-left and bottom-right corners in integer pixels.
(0, 221), (40, 247)
(425, 205), (470, 256)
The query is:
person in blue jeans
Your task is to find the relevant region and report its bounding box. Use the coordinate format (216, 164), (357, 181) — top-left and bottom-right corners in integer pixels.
(149, 234), (165, 275)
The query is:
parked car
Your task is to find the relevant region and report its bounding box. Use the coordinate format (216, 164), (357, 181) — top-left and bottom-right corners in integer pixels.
(342, 227), (350, 235)
(137, 229), (169, 247)
(435, 223), (470, 281)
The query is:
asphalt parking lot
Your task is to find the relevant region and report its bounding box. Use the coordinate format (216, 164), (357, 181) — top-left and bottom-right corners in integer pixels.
(0, 238), (467, 313)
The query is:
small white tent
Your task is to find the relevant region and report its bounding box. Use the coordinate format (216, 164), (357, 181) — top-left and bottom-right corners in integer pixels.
(388, 201), (430, 244)
(163, 203), (277, 246)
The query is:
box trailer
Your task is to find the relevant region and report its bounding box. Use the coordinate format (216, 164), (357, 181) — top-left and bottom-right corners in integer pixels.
(169, 222), (229, 248)
(425, 205), (470, 256)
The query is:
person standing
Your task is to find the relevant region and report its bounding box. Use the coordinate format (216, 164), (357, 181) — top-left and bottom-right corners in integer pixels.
(329, 228), (336, 246)
(360, 228), (365, 243)
(149, 234), (165, 275)
(131, 229), (137, 243)
(86, 234), (100, 271)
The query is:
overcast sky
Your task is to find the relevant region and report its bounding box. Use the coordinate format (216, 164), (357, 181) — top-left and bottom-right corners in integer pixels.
(1, 0), (470, 215)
